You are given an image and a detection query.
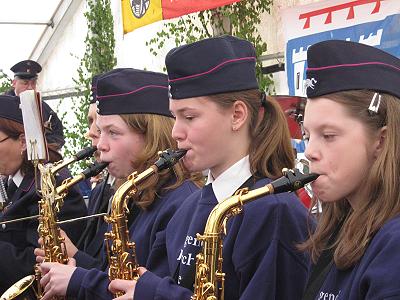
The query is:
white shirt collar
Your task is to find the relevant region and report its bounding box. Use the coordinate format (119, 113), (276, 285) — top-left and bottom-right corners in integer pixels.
(10, 169), (24, 187)
(206, 155), (252, 203)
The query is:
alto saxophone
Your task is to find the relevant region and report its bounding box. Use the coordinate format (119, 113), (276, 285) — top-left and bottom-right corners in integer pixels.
(191, 169), (319, 300)
(0, 147), (105, 300)
(105, 149), (187, 297)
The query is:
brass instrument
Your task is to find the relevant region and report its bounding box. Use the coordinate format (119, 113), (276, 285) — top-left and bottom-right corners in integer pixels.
(0, 148), (105, 300)
(191, 169), (319, 300)
(105, 149), (187, 297)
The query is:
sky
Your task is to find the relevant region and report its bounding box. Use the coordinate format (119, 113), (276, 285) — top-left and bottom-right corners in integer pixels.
(0, 0), (61, 78)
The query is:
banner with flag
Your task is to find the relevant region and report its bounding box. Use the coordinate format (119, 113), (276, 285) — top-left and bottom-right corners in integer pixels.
(121, 0), (241, 34)
(282, 0), (400, 96)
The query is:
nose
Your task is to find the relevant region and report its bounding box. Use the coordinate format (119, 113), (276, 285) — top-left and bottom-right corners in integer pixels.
(171, 119), (185, 145)
(96, 132), (109, 154)
(304, 137), (319, 162)
(27, 81), (36, 90)
(87, 123), (100, 147)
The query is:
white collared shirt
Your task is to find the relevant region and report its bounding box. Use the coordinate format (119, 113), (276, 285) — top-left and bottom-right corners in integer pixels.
(206, 155), (252, 203)
(10, 169), (24, 187)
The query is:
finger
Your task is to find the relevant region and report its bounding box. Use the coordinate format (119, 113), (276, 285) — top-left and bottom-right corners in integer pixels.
(38, 237), (43, 246)
(67, 257), (76, 266)
(138, 267), (147, 276)
(59, 229), (67, 238)
(39, 262), (55, 275)
(41, 288), (54, 300)
(34, 247), (45, 256)
(108, 280), (120, 293)
(39, 272), (50, 289)
(36, 255), (44, 263)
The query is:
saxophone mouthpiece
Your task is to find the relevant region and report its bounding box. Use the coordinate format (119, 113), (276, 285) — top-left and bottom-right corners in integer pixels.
(82, 161), (109, 179)
(155, 149), (187, 171)
(272, 168), (319, 194)
(74, 146), (97, 161)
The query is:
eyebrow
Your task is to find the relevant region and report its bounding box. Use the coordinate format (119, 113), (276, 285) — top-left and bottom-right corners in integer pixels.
(304, 123), (342, 132)
(172, 107), (197, 114)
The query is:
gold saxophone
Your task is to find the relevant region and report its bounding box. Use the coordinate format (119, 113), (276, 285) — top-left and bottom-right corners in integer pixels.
(0, 147), (106, 300)
(191, 169), (319, 300)
(105, 149), (187, 297)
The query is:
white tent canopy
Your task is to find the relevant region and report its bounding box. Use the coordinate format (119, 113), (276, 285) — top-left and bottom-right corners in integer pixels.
(0, 0), (64, 77)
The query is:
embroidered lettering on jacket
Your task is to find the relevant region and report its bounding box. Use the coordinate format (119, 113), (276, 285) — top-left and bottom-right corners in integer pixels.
(317, 290), (341, 300)
(176, 234), (203, 266)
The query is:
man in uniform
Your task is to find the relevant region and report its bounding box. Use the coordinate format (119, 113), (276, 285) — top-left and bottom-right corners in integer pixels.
(4, 59), (65, 150)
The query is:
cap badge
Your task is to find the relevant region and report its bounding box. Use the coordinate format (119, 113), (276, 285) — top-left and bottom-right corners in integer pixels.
(304, 78), (317, 91)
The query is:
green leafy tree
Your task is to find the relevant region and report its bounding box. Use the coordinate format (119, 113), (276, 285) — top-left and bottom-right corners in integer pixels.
(61, 0), (116, 169)
(0, 71), (12, 94)
(146, 0), (273, 89)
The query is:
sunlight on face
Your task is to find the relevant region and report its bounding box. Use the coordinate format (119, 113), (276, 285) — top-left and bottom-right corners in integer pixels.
(96, 115), (145, 179)
(303, 98), (378, 207)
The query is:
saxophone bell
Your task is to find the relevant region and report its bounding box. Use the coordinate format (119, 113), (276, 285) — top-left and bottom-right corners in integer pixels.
(0, 275), (35, 300)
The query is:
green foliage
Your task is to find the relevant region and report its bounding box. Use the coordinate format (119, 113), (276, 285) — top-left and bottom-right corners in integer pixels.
(146, 0), (273, 89)
(0, 71), (12, 94)
(62, 0), (116, 171)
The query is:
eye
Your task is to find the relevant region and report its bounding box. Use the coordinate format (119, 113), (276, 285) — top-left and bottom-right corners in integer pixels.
(323, 134), (335, 141)
(185, 115), (195, 121)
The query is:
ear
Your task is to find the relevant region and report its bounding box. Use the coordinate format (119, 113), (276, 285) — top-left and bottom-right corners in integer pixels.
(373, 126), (386, 158)
(19, 134), (27, 152)
(231, 100), (248, 131)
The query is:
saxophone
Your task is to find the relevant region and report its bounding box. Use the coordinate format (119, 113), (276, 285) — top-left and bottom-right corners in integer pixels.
(191, 169), (319, 300)
(0, 147), (106, 300)
(105, 148), (187, 297)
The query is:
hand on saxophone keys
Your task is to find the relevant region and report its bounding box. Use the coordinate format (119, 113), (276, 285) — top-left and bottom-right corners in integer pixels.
(38, 259), (77, 300)
(108, 267), (148, 299)
(34, 229), (79, 264)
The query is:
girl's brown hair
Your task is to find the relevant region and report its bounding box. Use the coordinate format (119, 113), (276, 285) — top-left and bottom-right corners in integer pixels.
(206, 89), (295, 179)
(300, 90), (400, 269)
(0, 118), (61, 175)
(120, 114), (204, 209)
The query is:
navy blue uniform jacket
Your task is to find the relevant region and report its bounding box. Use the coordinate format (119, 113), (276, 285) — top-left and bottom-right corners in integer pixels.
(0, 170), (87, 295)
(134, 177), (311, 300)
(74, 180), (112, 270)
(313, 216), (400, 300)
(66, 180), (199, 299)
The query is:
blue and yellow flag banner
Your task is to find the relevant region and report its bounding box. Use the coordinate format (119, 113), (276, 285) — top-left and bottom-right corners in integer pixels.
(122, 0), (241, 34)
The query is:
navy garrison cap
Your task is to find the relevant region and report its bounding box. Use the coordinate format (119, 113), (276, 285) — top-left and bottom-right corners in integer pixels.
(96, 68), (173, 118)
(0, 95), (23, 124)
(306, 40), (400, 99)
(10, 60), (42, 80)
(165, 35), (259, 99)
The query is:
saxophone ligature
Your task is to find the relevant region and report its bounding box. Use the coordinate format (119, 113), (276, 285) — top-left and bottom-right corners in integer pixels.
(191, 168), (319, 300)
(0, 149), (105, 300)
(105, 148), (187, 297)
